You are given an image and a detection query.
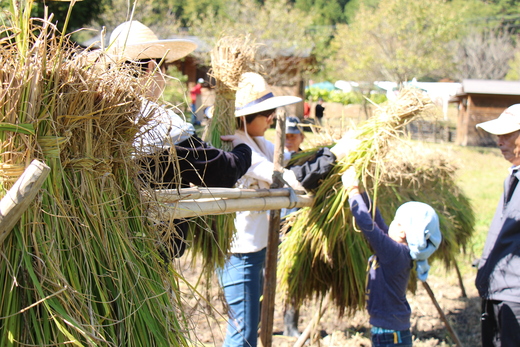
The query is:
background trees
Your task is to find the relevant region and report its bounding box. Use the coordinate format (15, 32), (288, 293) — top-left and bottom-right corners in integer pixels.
(9, 0), (520, 84)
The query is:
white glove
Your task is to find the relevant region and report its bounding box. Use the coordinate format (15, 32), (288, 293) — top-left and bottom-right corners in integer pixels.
(330, 131), (361, 160)
(341, 166), (359, 191)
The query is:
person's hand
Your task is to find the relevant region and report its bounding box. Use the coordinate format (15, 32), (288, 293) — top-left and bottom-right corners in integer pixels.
(341, 166), (359, 195)
(330, 131), (361, 160)
(221, 135), (244, 147)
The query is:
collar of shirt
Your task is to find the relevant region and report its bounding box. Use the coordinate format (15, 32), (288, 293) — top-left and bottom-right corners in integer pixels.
(509, 165), (520, 176)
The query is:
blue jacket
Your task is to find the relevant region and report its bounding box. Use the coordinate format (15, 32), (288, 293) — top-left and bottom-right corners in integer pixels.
(349, 193), (413, 331)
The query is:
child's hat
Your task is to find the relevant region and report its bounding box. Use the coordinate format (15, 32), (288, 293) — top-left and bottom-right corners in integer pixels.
(394, 201), (442, 281)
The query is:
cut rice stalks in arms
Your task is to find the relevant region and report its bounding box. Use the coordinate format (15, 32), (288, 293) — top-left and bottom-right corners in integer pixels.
(278, 89), (475, 316)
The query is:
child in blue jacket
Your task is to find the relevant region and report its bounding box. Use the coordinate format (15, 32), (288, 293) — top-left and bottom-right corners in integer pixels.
(342, 167), (442, 347)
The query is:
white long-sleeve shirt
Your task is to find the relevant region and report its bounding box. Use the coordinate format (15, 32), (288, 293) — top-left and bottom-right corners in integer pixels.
(231, 130), (303, 253)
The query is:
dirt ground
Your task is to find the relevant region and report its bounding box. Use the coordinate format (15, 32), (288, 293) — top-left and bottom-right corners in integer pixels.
(176, 254), (480, 347)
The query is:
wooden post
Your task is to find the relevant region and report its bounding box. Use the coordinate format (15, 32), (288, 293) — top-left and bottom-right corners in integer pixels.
(0, 159), (50, 244)
(293, 293), (331, 347)
(422, 281), (464, 347)
(260, 112), (286, 347)
(453, 261), (467, 298)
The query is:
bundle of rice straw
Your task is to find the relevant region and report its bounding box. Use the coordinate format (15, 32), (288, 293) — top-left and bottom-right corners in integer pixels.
(0, 6), (189, 346)
(278, 89), (474, 316)
(188, 35), (256, 274)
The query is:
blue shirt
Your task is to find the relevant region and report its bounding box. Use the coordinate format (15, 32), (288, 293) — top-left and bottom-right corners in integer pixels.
(349, 193), (413, 331)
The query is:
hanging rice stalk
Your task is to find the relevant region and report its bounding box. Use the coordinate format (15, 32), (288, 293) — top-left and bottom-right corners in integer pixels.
(188, 35), (257, 274)
(278, 89), (474, 316)
(0, 4), (190, 345)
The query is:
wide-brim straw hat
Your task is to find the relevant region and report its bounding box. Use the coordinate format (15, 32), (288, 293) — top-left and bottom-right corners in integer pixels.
(235, 72), (302, 117)
(476, 104), (520, 135)
(107, 20), (197, 63)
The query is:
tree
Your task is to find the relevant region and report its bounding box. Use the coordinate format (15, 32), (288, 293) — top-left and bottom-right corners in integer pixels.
(326, 0), (466, 84)
(454, 26), (515, 80)
(189, 0), (317, 85)
(33, 0), (103, 32)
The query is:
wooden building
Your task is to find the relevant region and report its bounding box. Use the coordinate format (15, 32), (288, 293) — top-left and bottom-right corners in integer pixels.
(450, 79), (520, 146)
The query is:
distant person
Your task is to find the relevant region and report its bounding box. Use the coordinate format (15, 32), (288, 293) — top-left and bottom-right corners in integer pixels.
(475, 104), (520, 346)
(282, 116), (305, 337)
(190, 78), (204, 125)
(303, 101), (311, 119)
(285, 116), (305, 153)
(342, 167), (442, 347)
(315, 97), (325, 126)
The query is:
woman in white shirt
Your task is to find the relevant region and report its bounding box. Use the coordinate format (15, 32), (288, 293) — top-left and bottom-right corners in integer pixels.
(219, 73), (342, 347)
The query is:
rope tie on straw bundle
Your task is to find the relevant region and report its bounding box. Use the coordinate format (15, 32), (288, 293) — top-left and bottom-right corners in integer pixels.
(62, 158), (115, 174)
(0, 163), (26, 183)
(38, 135), (69, 158)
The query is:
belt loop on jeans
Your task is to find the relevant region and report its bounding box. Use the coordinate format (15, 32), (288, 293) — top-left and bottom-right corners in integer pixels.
(371, 327), (402, 343)
(394, 331), (402, 343)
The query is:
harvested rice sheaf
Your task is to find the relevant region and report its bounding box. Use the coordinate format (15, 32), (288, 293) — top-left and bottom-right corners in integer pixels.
(278, 91), (474, 317)
(0, 13), (189, 346)
(189, 35), (257, 275)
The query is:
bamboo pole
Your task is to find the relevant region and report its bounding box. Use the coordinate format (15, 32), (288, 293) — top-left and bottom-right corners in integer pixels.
(261, 112), (286, 347)
(151, 194), (313, 219)
(421, 281), (464, 347)
(0, 159), (50, 244)
(152, 187), (306, 203)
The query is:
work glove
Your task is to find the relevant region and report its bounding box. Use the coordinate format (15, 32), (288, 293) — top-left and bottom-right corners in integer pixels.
(341, 166), (359, 194)
(330, 131), (361, 161)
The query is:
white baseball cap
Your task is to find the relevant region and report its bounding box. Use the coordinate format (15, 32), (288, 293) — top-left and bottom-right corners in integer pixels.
(476, 104), (520, 135)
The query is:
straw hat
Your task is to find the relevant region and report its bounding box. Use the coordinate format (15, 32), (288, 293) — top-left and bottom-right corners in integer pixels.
(235, 72), (302, 117)
(107, 21), (197, 63)
(476, 104), (520, 135)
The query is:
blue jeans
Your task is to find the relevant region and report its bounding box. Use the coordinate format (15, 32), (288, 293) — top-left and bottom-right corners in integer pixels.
(371, 327), (412, 347)
(218, 248), (266, 347)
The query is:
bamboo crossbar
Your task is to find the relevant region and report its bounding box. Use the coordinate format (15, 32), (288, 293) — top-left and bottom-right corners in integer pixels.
(0, 160), (50, 244)
(151, 187), (307, 203)
(150, 194), (314, 219)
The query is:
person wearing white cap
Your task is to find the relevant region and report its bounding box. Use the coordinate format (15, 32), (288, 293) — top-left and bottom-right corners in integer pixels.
(475, 104), (520, 346)
(285, 116), (305, 153)
(218, 72), (357, 347)
(342, 167), (441, 347)
(103, 21), (252, 258)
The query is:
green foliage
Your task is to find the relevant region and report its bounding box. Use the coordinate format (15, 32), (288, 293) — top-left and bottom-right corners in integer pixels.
(305, 88), (387, 105)
(161, 65), (190, 114)
(506, 51), (520, 80)
(32, 0), (103, 32)
(327, 0), (466, 83)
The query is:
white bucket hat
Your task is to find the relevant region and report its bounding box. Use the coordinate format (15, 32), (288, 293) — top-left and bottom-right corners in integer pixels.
(476, 104), (520, 135)
(235, 72), (302, 117)
(107, 21), (197, 63)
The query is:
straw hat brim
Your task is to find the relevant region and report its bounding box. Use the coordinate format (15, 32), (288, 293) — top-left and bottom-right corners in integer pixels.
(108, 39), (197, 63)
(236, 95), (302, 117)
